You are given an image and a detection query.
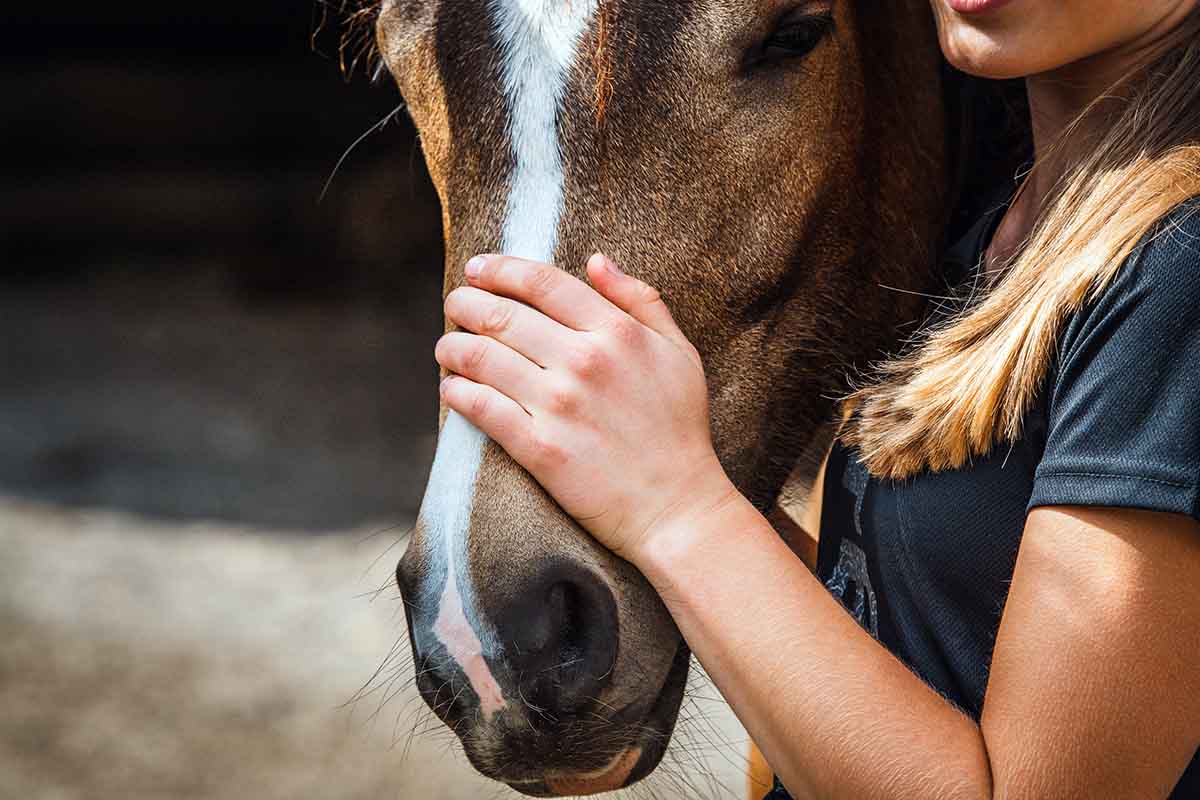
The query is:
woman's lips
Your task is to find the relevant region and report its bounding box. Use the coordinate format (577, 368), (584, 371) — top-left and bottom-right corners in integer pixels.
(947, 0), (1017, 14)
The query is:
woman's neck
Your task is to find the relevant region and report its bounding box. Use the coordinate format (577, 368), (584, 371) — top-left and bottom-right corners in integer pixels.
(989, 8), (1193, 266)
(1024, 47), (1150, 209)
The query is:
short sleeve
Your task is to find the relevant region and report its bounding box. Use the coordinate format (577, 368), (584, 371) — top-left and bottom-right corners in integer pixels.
(1029, 201), (1200, 521)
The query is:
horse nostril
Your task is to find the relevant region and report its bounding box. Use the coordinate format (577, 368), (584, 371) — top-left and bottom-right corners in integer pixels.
(504, 564), (618, 717)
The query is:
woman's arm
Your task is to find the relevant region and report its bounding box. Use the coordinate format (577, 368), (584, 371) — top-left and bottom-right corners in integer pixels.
(641, 486), (993, 800)
(981, 506), (1200, 799)
(434, 254), (1200, 799)
(641, 491), (1200, 799)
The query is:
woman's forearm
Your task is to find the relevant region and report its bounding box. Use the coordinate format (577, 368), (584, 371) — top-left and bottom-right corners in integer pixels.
(635, 487), (994, 800)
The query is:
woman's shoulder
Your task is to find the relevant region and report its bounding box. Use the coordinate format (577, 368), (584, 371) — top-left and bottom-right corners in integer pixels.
(1120, 197), (1200, 290)
(1034, 197), (1200, 522)
(1065, 197), (1200, 342)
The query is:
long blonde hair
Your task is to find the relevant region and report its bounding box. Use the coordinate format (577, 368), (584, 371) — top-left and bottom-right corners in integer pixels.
(844, 11), (1200, 480)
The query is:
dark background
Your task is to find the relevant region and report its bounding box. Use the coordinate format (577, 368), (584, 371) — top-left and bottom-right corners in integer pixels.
(1, 2), (445, 529)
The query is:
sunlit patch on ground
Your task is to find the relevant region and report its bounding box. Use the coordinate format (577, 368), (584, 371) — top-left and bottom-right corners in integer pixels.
(0, 499), (749, 800)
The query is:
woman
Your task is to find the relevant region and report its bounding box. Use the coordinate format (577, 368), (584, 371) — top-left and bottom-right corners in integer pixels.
(434, 1), (1200, 797)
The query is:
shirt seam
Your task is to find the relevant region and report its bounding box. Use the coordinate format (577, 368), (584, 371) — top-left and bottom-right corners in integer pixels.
(1035, 470), (1194, 490)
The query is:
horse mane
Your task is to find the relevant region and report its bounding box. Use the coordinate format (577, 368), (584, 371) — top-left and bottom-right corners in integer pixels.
(939, 67), (1030, 249)
(321, 0), (384, 79)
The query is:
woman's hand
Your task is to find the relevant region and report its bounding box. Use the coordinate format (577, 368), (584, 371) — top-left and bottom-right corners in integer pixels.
(434, 252), (737, 563)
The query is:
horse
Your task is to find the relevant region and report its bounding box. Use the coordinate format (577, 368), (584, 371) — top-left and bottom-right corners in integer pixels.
(372, 0), (952, 795)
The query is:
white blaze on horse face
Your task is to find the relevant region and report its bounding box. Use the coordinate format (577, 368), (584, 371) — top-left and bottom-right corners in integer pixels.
(422, 0), (600, 720)
(494, 0), (599, 259)
(426, 412), (506, 718)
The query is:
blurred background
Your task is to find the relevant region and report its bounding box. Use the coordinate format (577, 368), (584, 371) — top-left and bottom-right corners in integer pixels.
(2, 1), (444, 527)
(0, 3), (744, 798)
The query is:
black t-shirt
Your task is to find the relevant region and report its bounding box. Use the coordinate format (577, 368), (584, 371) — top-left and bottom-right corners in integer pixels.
(767, 198), (1200, 799)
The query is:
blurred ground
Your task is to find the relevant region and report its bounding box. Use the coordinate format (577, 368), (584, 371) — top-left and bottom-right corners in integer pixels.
(0, 499), (749, 800)
(0, 498), (499, 799)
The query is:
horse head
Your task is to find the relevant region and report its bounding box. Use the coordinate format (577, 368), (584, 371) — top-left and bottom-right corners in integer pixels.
(376, 0), (949, 794)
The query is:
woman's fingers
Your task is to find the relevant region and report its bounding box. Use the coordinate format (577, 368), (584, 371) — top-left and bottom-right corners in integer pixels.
(444, 286), (573, 368)
(435, 332), (543, 412)
(440, 376), (533, 460)
(585, 253), (689, 346)
(464, 254), (620, 331)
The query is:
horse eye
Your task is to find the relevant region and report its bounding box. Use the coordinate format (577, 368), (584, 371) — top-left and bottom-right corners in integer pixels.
(757, 12), (834, 65)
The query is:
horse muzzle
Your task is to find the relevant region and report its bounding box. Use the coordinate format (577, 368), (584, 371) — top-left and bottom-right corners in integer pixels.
(396, 533), (688, 795)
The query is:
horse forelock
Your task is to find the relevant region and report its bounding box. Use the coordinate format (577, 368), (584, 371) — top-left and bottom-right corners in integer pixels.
(364, 0), (629, 122)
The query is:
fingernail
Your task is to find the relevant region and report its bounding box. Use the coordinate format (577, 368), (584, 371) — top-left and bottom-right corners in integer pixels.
(602, 254), (623, 275)
(440, 376), (453, 394)
(465, 256), (486, 280)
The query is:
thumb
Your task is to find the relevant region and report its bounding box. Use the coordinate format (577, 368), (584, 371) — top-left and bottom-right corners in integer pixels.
(586, 252), (684, 341)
